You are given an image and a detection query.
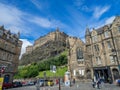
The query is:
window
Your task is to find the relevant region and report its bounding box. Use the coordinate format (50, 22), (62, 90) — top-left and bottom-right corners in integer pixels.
(104, 31), (109, 38)
(118, 26), (120, 33)
(107, 41), (112, 49)
(110, 56), (115, 63)
(76, 48), (84, 61)
(92, 35), (97, 43)
(94, 35), (97, 42)
(79, 69), (84, 76)
(73, 70), (76, 76)
(94, 44), (99, 51)
(96, 56), (102, 65)
(0, 30), (3, 36)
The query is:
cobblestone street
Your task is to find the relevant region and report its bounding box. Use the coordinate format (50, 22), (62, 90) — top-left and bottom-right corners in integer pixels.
(8, 82), (120, 90)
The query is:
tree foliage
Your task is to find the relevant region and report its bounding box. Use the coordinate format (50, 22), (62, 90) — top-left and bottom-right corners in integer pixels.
(14, 51), (68, 79)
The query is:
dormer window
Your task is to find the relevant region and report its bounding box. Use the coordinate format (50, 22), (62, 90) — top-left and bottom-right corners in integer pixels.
(92, 35), (97, 43)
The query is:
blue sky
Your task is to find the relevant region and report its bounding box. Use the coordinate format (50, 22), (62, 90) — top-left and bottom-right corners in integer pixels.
(0, 0), (120, 56)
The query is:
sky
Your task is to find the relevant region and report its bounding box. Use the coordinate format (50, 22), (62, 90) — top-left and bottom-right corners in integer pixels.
(0, 0), (120, 57)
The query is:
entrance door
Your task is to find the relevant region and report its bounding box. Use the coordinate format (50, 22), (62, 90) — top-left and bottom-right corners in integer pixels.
(104, 69), (109, 82)
(94, 69), (109, 83)
(112, 68), (119, 80)
(86, 70), (91, 79)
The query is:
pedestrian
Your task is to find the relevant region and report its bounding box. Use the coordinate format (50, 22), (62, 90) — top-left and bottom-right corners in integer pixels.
(92, 79), (95, 88)
(36, 79), (40, 90)
(108, 77), (112, 84)
(73, 78), (75, 84)
(101, 79), (104, 88)
(96, 79), (100, 89)
(56, 79), (58, 85)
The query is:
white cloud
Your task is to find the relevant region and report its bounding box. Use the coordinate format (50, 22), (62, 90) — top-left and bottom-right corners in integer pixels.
(19, 39), (33, 59)
(30, 17), (51, 28)
(105, 16), (115, 24)
(30, 16), (67, 29)
(0, 3), (23, 32)
(93, 6), (110, 19)
(31, 0), (42, 10)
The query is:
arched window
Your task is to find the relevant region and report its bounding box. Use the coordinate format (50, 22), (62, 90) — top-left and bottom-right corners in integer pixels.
(112, 68), (119, 80)
(76, 48), (84, 61)
(86, 70), (91, 79)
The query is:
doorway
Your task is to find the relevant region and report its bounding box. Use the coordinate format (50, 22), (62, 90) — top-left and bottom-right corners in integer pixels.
(112, 68), (119, 80)
(94, 68), (109, 83)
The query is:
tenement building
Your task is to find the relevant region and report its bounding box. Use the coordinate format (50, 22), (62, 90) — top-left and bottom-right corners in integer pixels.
(69, 16), (120, 82)
(0, 25), (22, 83)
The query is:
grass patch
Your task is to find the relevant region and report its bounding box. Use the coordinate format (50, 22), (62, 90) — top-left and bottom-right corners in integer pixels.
(37, 66), (67, 78)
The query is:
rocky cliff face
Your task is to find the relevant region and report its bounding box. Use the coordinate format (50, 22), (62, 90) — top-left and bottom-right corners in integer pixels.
(20, 29), (69, 65)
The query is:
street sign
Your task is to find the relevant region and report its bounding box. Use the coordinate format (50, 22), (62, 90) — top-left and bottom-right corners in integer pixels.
(50, 65), (56, 73)
(53, 65), (56, 73)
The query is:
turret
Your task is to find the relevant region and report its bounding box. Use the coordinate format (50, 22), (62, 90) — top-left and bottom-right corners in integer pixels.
(85, 26), (91, 45)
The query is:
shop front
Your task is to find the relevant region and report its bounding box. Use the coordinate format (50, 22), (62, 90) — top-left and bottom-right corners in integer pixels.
(93, 66), (112, 83)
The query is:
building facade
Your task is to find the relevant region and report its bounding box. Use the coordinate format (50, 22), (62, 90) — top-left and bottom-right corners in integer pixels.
(68, 16), (120, 82)
(67, 37), (87, 81)
(0, 25), (22, 83)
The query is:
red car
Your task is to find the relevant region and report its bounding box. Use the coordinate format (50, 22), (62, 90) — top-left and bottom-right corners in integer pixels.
(2, 82), (13, 89)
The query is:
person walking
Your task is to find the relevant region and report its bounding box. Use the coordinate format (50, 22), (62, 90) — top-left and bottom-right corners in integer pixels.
(36, 79), (40, 90)
(92, 79), (95, 88)
(73, 78), (75, 84)
(96, 79), (101, 89)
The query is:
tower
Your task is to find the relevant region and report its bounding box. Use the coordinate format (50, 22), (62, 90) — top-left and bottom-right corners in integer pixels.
(85, 26), (91, 45)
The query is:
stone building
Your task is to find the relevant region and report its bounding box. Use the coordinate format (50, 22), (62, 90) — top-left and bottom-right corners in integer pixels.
(26, 45), (33, 54)
(67, 37), (87, 80)
(0, 25), (22, 83)
(68, 16), (120, 82)
(33, 28), (68, 50)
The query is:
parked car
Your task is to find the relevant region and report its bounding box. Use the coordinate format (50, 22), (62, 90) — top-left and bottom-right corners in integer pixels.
(28, 81), (34, 86)
(39, 79), (48, 86)
(47, 80), (54, 86)
(2, 82), (13, 89)
(21, 81), (28, 86)
(13, 81), (22, 87)
(115, 79), (120, 86)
